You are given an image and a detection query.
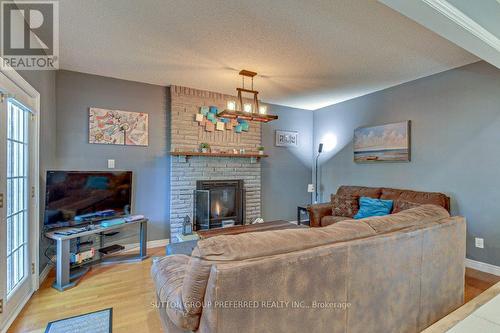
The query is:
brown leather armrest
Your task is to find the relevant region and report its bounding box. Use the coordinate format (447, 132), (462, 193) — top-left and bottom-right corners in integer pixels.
(307, 202), (332, 227)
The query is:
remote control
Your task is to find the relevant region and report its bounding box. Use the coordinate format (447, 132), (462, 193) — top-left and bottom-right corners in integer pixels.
(124, 215), (145, 222)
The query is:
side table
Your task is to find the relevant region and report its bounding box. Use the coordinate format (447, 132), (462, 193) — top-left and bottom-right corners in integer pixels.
(166, 233), (199, 255)
(297, 205), (310, 225)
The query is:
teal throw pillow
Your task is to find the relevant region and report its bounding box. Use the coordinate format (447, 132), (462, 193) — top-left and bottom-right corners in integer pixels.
(354, 197), (393, 219)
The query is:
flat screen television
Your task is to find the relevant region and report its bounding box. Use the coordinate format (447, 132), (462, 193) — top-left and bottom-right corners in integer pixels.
(44, 171), (133, 229)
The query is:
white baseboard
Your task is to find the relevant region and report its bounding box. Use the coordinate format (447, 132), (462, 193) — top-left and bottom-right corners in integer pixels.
(148, 238), (170, 248)
(465, 258), (500, 276)
(39, 262), (54, 287)
(289, 220), (310, 225)
(123, 238), (169, 252)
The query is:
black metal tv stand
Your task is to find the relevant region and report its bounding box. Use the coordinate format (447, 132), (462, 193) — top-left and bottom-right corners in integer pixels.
(45, 218), (148, 291)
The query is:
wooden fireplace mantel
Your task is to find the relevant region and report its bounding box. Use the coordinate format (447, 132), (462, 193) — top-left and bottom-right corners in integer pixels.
(170, 151), (268, 158)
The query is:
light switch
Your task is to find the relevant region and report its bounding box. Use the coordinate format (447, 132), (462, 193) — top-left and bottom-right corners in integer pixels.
(107, 159), (115, 169)
(475, 237), (484, 249)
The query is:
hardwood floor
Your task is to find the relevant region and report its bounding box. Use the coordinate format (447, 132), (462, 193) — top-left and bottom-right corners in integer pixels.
(8, 249), (500, 333)
(8, 247), (164, 333)
(464, 267), (500, 302)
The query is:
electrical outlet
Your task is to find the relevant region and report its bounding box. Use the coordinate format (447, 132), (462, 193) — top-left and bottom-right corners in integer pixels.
(475, 237), (484, 249)
(107, 159), (115, 169)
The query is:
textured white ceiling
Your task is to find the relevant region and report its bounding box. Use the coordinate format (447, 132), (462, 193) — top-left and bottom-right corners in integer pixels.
(58, 0), (478, 110)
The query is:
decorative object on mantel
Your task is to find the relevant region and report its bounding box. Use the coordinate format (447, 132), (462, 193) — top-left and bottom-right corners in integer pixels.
(354, 120), (411, 162)
(182, 215), (193, 235)
(258, 146), (265, 155)
(89, 107), (148, 146)
(200, 143), (210, 153)
(217, 70), (278, 123)
(275, 130), (298, 147)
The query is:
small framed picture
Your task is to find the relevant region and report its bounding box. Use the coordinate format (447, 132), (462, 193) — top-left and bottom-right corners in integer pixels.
(275, 130), (298, 147)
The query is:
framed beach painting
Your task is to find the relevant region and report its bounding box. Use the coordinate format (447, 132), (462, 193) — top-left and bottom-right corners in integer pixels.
(354, 121), (411, 162)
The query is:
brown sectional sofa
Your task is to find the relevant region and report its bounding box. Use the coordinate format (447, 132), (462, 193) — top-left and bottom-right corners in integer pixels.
(152, 204), (465, 332)
(308, 185), (451, 227)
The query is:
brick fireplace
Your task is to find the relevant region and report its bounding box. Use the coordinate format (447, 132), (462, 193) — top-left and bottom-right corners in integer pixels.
(169, 86), (262, 241)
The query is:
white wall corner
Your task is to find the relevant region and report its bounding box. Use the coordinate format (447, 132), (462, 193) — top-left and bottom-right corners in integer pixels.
(38, 263), (54, 288)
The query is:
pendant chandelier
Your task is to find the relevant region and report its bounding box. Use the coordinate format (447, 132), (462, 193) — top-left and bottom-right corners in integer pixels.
(218, 70), (278, 123)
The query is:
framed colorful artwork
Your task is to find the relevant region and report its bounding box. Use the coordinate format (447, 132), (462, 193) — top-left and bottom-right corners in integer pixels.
(89, 107), (149, 146)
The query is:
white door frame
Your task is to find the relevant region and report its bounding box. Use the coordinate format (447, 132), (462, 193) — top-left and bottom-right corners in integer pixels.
(0, 60), (41, 332)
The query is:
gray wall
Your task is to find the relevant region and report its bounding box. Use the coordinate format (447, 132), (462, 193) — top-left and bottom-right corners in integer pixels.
(18, 61), (500, 272)
(313, 61), (500, 266)
(31, 69), (313, 275)
(262, 104), (313, 221)
(55, 70), (170, 242)
(18, 70), (57, 271)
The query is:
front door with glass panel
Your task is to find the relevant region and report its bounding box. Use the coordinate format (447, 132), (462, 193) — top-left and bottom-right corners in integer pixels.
(0, 96), (33, 329)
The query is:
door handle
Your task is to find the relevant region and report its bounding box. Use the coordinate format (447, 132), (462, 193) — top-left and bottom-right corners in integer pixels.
(0, 193), (3, 208)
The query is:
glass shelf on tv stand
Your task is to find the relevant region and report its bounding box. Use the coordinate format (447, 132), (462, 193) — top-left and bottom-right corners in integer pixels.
(69, 232), (140, 268)
(45, 218), (148, 291)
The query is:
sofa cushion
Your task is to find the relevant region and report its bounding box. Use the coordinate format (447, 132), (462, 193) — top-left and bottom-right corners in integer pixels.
(392, 199), (421, 214)
(195, 220), (376, 261)
(354, 197), (393, 219)
(331, 194), (359, 218)
(181, 253), (214, 316)
(151, 255), (200, 331)
(335, 185), (382, 200)
(380, 188), (450, 211)
(321, 215), (352, 226)
(359, 204), (450, 234)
